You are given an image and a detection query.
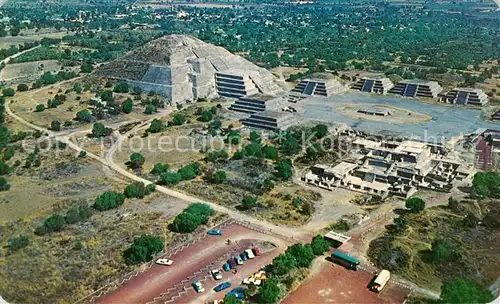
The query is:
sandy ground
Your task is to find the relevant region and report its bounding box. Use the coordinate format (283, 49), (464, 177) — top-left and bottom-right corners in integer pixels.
(1, 60), (61, 81)
(336, 103), (432, 124)
(282, 257), (410, 304)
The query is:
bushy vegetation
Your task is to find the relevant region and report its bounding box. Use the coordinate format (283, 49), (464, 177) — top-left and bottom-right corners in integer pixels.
(92, 191), (126, 211)
(126, 153), (145, 170)
(151, 163), (169, 175)
(177, 162), (202, 181)
(171, 203), (215, 233)
(123, 235), (164, 265)
(7, 236), (29, 251)
(471, 172), (500, 199)
(90, 122), (112, 138)
(124, 182), (155, 199)
(405, 197), (425, 213)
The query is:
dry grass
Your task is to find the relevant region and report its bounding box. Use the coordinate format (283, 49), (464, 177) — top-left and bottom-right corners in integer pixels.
(1, 60), (62, 81)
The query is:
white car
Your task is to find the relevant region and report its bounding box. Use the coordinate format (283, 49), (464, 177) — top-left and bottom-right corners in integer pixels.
(211, 269), (223, 280)
(155, 258), (174, 266)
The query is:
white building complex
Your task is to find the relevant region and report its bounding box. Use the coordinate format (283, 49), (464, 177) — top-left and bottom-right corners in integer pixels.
(389, 79), (443, 98)
(441, 88), (489, 106)
(303, 138), (471, 199)
(351, 76), (394, 94)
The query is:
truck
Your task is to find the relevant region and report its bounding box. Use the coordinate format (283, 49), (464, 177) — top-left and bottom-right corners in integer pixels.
(330, 250), (360, 270)
(371, 270), (390, 292)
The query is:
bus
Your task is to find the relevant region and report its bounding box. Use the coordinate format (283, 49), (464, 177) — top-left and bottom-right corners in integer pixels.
(371, 270), (391, 292)
(330, 251), (360, 270)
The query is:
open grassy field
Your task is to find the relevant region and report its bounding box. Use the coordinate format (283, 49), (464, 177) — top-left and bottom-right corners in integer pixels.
(0, 31), (70, 49)
(0, 60), (61, 81)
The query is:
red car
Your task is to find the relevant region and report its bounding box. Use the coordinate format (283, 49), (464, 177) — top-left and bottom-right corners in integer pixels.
(252, 247), (261, 256)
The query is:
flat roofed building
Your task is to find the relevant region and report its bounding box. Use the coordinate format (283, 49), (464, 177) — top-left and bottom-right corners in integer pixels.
(389, 79), (443, 98)
(229, 94), (276, 114)
(441, 88), (488, 106)
(351, 76), (394, 94)
(242, 110), (296, 130)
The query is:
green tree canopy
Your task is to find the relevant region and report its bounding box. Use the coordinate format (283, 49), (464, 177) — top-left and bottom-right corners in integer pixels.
(440, 279), (494, 304)
(2, 88), (15, 97)
(113, 82), (130, 93)
(75, 109), (92, 123)
(259, 278), (281, 303)
(93, 191), (126, 211)
(127, 153), (145, 170)
(311, 235), (330, 255)
(172, 113), (186, 126)
(151, 163), (169, 175)
(123, 235), (164, 265)
(91, 122), (112, 138)
(121, 98), (133, 114)
(160, 172), (182, 186)
(471, 172), (500, 199)
(200, 110), (213, 122)
(405, 197), (425, 213)
(241, 196), (257, 210)
(275, 159), (293, 180)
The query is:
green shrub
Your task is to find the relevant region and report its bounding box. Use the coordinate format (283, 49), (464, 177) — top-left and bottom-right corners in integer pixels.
(151, 163), (169, 175)
(93, 191), (126, 211)
(2, 88), (15, 97)
(43, 214), (66, 232)
(241, 196), (257, 210)
(7, 236), (29, 251)
(160, 172), (182, 185)
(405, 197), (425, 213)
(35, 104), (45, 112)
(123, 235), (164, 265)
(171, 203), (214, 233)
(311, 235), (330, 255)
(124, 182), (155, 199)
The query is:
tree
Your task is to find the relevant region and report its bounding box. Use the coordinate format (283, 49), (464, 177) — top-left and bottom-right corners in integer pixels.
(269, 253), (297, 276)
(250, 131), (261, 143)
(144, 104), (156, 115)
(226, 130), (242, 145)
(121, 98), (133, 114)
(305, 142), (325, 161)
(172, 113), (186, 126)
(44, 214), (66, 232)
(311, 235), (330, 255)
(147, 119), (167, 133)
(241, 196), (257, 210)
(259, 278), (281, 303)
(17, 84), (29, 92)
(405, 197), (425, 213)
(0, 177), (10, 191)
(80, 63), (93, 73)
(7, 236), (29, 251)
(178, 162), (201, 180)
(123, 235), (164, 265)
(171, 203), (214, 233)
(205, 150), (229, 162)
(35, 104), (45, 112)
(160, 172), (182, 185)
(431, 239), (461, 263)
(311, 124), (328, 139)
(91, 122), (112, 138)
(244, 142), (263, 158)
(287, 243), (315, 267)
(440, 279), (494, 304)
(0, 161), (11, 175)
(93, 191), (126, 211)
(151, 163), (169, 175)
(224, 295), (242, 304)
(127, 153), (145, 170)
(280, 132), (300, 155)
(124, 182), (154, 199)
(100, 90), (113, 102)
(0, 125), (10, 151)
(200, 110), (213, 122)
(50, 120), (61, 131)
(275, 159), (293, 180)
(2, 88), (15, 97)
(471, 172), (500, 199)
(133, 86), (142, 95)
(172, 211), (201, 233)
(75, 109), (92, 123)
(113, 82), (130, 93)
(262, 145), (278, 160)
(212, 170), (227, 184)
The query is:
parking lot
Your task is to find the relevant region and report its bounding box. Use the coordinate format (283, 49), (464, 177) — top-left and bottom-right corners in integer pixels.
(282, 258), (410, 304)
(96, 222), (288, 304)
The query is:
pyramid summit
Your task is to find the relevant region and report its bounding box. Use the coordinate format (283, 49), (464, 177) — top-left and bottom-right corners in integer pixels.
(97, 34), (283, 103)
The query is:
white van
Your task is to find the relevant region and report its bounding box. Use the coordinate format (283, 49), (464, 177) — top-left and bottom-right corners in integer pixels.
(245, 249), (255, 259)
(371, 270), (390, 292)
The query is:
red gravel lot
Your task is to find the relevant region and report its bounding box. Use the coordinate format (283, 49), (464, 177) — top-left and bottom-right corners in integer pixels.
(97, 223), (287, 304)
(282, 261), (409, 304)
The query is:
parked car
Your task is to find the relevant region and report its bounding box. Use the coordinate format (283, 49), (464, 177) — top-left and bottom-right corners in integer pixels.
(227, 258), (237, 268)
(155, 258), (173, 266)
(223, 263), (231, 272)
(244, 249), (255, 259)
(252, 247), (261, 256)
(240, 252), (248, 261)
(214, 282), (232, 292)
(234, 255), (244, 265)
(192, 280), (205, 293)
(207, 229), (222, 236)
(227, 287), (245, 300)
(211, 269), (223, 280)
